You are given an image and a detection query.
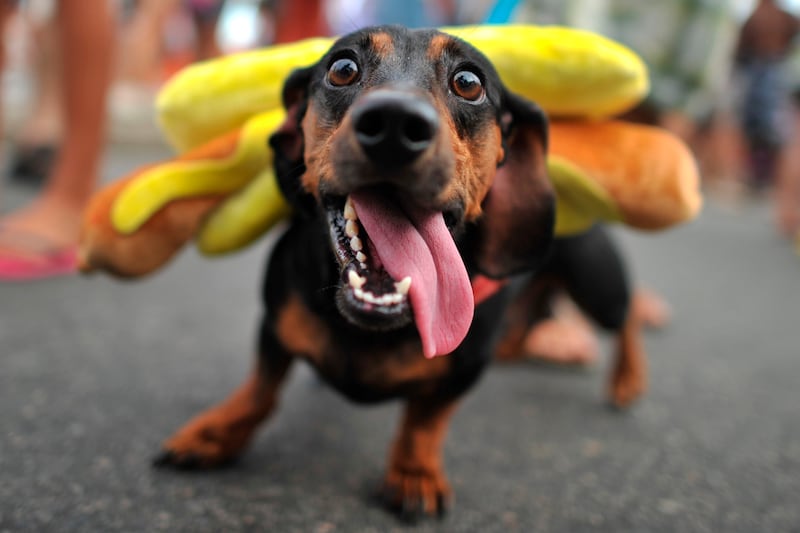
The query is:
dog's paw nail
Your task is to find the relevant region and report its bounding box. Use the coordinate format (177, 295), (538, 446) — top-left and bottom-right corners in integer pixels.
(436, 493), (449, 518)
(608, 395), (639, 410)
(152, 449), (203, 469)
(152, 450), (177, 468)
(399, 500), (423, 524)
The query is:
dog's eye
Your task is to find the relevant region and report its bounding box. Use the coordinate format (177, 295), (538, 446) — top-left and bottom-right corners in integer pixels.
(328, 58), (359, 86)
(451, 70), (484, 102)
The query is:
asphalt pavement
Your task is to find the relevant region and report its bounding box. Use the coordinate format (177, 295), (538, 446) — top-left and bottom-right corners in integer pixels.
(1, 142), (799, 532)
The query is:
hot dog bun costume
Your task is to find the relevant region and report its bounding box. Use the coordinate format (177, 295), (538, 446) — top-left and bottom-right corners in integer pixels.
(79, 25), (701, 278)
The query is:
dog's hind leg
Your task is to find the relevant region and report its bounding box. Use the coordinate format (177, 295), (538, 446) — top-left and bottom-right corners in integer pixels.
(608, 309), (647, 408)
(382, 397), (459, 519)
(552, 225), (647, 407)
(153, 328), (293, 469)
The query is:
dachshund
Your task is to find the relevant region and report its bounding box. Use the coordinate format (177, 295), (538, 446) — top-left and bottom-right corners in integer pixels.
(153, 25), (645, 518)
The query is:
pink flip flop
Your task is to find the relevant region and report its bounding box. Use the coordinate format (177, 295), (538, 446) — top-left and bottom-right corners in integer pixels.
(0, 226), (78, 282)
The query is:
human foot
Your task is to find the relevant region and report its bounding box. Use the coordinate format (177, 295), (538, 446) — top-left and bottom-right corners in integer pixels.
(632, 288), (671, 330)
(0, 199), (84, 280)
(776, 201), (800, 238)
(523, 317), (599, 366)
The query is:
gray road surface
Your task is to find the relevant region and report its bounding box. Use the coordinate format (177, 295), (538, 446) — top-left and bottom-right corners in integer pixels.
(1, 143), (799, 532)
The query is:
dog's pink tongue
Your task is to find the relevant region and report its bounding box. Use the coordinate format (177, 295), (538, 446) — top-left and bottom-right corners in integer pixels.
(351, 190), (474, 358)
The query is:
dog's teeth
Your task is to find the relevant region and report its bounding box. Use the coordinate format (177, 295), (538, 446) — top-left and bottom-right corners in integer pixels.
(352, 285), (404, 306)
(345, 220), (358, 238)
(344, 198), (357, 220)
(394, 277), (412, 295)
(350, 236), (363, 251)
(356, 252), (367, 263)
(384, 293), (403, 305)
(348, 270), (366, 289)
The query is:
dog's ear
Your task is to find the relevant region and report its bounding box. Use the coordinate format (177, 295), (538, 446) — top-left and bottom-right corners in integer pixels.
(469, 91), (555, 279)
(269, 66), (314, 209)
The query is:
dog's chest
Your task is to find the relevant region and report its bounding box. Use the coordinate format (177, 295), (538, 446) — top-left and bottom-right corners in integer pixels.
(273, 293), (452, 401)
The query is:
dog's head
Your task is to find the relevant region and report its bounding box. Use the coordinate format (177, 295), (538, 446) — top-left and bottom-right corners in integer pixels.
(271, 26), (554, 357)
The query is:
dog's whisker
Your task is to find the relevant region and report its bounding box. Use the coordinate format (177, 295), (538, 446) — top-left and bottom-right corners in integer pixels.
(340, 12), (364, 34)
(318, 284), (341, 296)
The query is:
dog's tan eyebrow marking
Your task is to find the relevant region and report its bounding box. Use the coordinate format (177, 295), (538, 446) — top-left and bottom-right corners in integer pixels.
(369, 31), (394, 58)
(427, 33), (457, 61)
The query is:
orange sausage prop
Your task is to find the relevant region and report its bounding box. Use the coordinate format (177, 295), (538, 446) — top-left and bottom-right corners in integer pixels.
(79, 130), (247, 277)
(549, 120), (701, 231)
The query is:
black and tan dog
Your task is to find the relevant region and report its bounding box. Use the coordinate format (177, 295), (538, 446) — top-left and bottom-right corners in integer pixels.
(154, 25), (643, 517)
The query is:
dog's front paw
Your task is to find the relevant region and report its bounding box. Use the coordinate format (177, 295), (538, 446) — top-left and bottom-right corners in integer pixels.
(381, 466), (452, 520)
(152, 408), (255, 469)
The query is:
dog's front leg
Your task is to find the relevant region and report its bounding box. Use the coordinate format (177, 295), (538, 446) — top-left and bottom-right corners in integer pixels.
(383, 396), (459, 519)
(154, 331), (293, 468)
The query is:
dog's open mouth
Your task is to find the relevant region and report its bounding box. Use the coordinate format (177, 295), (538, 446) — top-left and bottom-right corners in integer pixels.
(324, 188), (474, 358)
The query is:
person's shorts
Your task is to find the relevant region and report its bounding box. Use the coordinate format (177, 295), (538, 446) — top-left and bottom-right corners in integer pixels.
(741, 61), (792, 149)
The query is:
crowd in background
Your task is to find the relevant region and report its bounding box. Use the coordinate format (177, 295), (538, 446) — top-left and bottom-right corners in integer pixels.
(1, 0), (800, 282)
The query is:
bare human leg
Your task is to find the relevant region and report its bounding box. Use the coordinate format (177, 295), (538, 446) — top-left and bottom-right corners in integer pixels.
(0, 0), (115, 279)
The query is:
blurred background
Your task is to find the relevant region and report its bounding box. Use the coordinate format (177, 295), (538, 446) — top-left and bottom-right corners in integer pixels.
(1, 1), (799, 531)
(3, 0), (800, 240)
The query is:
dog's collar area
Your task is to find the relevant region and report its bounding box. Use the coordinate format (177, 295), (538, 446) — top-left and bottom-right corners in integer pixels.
(471, 275), (508, 305)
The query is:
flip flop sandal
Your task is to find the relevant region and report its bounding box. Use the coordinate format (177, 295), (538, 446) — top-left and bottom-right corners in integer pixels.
(0, 226), (77, 282)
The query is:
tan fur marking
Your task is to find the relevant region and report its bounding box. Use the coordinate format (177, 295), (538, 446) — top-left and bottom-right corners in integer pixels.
(432, 98), (504, 221)
(300, 106), (325, 196)
(427, 33), (453, 61)
(356, 344), (452, 389)
(275, 293), (331, 363)
(609, 312), (647, 407)
(384, 398), (459, 514)
(301, 104), (341, 198)
(160, 356), (292, 466)
(370, 31), (394, 58)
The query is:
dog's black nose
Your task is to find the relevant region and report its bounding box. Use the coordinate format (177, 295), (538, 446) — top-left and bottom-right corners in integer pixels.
(352, 90), (439, 167)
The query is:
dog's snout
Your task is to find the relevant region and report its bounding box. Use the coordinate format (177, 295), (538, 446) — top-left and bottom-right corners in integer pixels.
(352, 90), (439, 167)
